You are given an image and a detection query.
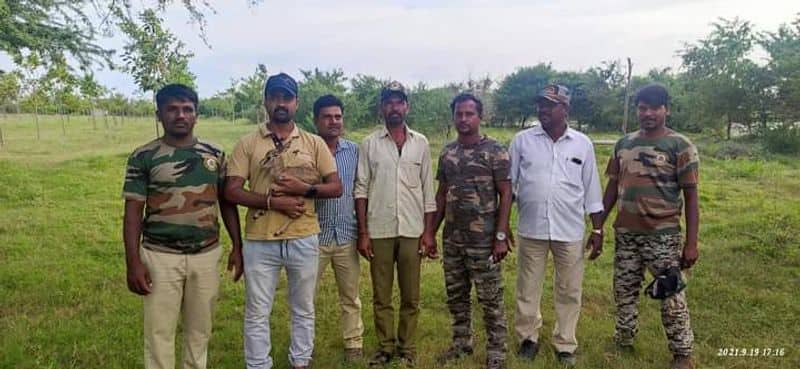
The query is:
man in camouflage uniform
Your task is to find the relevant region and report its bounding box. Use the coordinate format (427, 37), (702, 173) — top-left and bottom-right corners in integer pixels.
(424, 93), (513, 369)
(123, 84), (243, 369)
(599, 83), (699, 369)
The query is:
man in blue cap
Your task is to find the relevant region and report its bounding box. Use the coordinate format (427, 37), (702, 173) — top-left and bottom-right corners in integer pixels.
(225, 72), (343, 369)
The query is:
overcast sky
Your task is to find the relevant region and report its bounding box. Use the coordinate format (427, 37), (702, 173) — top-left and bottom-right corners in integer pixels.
(4, 0), (798, 97)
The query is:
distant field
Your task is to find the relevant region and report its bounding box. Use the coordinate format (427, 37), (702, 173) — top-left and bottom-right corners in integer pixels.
(0, 115), (797, 369)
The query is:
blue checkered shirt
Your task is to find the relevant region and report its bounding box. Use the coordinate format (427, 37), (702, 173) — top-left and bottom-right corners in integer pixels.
(316, 139), (358, 246)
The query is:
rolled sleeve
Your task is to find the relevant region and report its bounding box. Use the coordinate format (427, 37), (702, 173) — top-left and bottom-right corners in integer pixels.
(353, 140), (370, 199)
(421, 143), (437, 213)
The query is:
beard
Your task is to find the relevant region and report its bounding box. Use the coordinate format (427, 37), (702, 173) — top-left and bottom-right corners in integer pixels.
(385, 113), (404, 126)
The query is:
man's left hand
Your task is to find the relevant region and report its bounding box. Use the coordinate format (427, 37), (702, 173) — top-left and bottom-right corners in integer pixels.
(227, 248), (244, 282)
(271, 173), (310, 196)
(420, 232), (438, 259)
(681, 242), (699, 269)
(586, 232), (603, 260)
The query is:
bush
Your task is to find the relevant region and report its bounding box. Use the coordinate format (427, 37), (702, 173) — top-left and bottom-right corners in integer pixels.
(760, 125), (800, 154)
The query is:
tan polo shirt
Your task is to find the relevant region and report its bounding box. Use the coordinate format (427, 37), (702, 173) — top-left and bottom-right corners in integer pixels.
(227, 124), (337, 240)
(354, 125), (437, 239)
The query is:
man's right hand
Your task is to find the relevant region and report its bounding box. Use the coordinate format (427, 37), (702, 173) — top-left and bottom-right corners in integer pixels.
(357, 233), (374, 260)
(126, 260), (152, 295)
(270, 195), (306, 218)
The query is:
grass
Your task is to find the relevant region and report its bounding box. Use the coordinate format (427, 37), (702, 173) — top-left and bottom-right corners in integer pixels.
(0, 115), (798, 369)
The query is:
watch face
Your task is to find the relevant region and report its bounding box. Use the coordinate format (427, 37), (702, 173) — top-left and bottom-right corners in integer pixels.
(496, 232), (507, 241)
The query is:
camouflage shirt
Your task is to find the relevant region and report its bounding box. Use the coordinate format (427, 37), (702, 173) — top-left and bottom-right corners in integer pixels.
(123, 138), (226, 254)
(606, 130), (699, 234)
(436, 136), (511, 243)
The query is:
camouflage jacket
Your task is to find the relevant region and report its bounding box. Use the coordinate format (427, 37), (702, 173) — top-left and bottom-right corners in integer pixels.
(123, 138), (225, 254)
(436, 136), (511, 243)
(606, 130), (699, 234)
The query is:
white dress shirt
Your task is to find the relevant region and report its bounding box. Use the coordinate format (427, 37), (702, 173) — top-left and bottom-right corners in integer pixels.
(510, 125), (603, 242)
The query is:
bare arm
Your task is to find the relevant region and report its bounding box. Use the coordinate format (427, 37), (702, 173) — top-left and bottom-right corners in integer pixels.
(599, 178), (619, 227)
(682, 186), (700, 268)
(123, 199), (151, 295)
(219, 189), (244, 281)
(315, 172), (343, 198)
(431, 180), (447, 235)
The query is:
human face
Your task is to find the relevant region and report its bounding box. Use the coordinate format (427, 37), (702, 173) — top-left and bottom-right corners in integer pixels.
(453, 100), (481, 137)
(314, 106), (344, 139)
(265, 90), (298, 124)
(157, 98), (197, 139)
(536, 99), (567, 129)
(381, 95), (409, 127)
(637, 102), (669, 132)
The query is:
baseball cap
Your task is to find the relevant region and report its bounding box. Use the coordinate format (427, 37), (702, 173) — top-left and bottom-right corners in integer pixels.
(264, 73), (298, 97)
(380, 81), (408, 102)
(535, 84), (571, 105)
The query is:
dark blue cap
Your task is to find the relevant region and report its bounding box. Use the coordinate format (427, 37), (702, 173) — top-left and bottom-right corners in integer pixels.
(264, 73), (298, 97)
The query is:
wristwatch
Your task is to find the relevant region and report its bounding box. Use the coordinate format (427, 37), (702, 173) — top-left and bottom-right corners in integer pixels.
(591, 229), (603, 236)
(304, 185), (318, 198)
(495, 231), (507, 241)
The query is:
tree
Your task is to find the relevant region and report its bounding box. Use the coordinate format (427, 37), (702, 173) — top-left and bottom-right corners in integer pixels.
(494, 64), (555, 126)
(119, 8), (195, 136)
(679, 18), (761, 139)
(348, 74), (386, 128)
(0, 1), (224, 76)
(229, 64), (269, 124)
(761, 14), (800, 124)
(406, 83), (452, 136)
(0, 70), (21, 114)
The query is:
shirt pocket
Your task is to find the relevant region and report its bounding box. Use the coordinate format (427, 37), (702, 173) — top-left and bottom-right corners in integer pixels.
(561, 156), (584, 188)
(399, 160), (421, 188)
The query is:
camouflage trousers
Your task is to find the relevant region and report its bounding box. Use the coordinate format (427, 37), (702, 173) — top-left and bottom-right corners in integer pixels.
(614, 232), (694, 355)
(442, 239), (507, 360)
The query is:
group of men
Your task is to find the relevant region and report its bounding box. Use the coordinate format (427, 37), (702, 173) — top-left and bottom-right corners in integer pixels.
(123, 73), (700, 369)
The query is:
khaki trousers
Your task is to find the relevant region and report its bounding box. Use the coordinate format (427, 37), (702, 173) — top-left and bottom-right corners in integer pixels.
(514, 237), (584, 353)
(316, 242), (364, 349)
(370, 237), (421, 356)
(141, 245), (222, 369)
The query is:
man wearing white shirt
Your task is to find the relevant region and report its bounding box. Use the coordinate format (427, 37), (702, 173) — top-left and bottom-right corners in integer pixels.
(509, 84), (604, 367)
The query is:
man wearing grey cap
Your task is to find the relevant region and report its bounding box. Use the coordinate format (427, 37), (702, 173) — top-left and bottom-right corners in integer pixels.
(225, 72), (342, 369)
(509, 84), (604, 367)
(354, 81), (437, 368)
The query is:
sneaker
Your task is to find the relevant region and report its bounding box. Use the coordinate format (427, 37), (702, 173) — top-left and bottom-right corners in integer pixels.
(556, 351), (577, 367)
(436, 345), (473, 365)
(367, 351), (393, 368)
(486, 355), (505, 369)
(344, 347), (363, 362)
(517, 339), (539, 360)
(671, 354), (695, 369)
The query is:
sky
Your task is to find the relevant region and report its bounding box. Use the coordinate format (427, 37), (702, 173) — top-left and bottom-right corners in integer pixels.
(3, 0), (798, 97)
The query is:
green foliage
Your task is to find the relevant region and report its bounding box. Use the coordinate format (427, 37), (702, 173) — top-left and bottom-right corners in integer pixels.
(295, 68), (348, 132)
(119, 9), (196, 97)
(406, 83), (452, 136)
(761, 15), (800, 123)
(759, 125), (800, 155)
(493, 64), (554, 126)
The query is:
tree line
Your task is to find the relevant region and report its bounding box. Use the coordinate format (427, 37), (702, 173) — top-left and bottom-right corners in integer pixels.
(2, 10), (799, 152)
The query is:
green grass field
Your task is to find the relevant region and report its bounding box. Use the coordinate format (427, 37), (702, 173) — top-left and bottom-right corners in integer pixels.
(0, 115), (797, 369)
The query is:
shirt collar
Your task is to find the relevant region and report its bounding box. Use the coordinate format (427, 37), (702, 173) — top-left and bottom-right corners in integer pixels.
(531, 124), (573, 140)
(380, 124), (415, 139)
(259, 123), (301, 139)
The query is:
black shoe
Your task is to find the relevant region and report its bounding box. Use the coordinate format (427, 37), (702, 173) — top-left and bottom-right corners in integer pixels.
(556, 351), (577, 367)
(517, 339), (539, 360)
(367, 351), (393, 368)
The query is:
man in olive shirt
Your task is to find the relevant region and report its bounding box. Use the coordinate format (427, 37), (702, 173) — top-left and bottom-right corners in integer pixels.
(224, 73), (342, 369)
(354, 81), (437, 368)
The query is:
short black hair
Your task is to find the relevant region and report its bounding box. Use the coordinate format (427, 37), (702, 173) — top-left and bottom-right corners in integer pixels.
(450, 93), (483, 118)
(156, 84), (198, 111)
(635, 83), (670, 108)
(313, 94), (344, 119)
